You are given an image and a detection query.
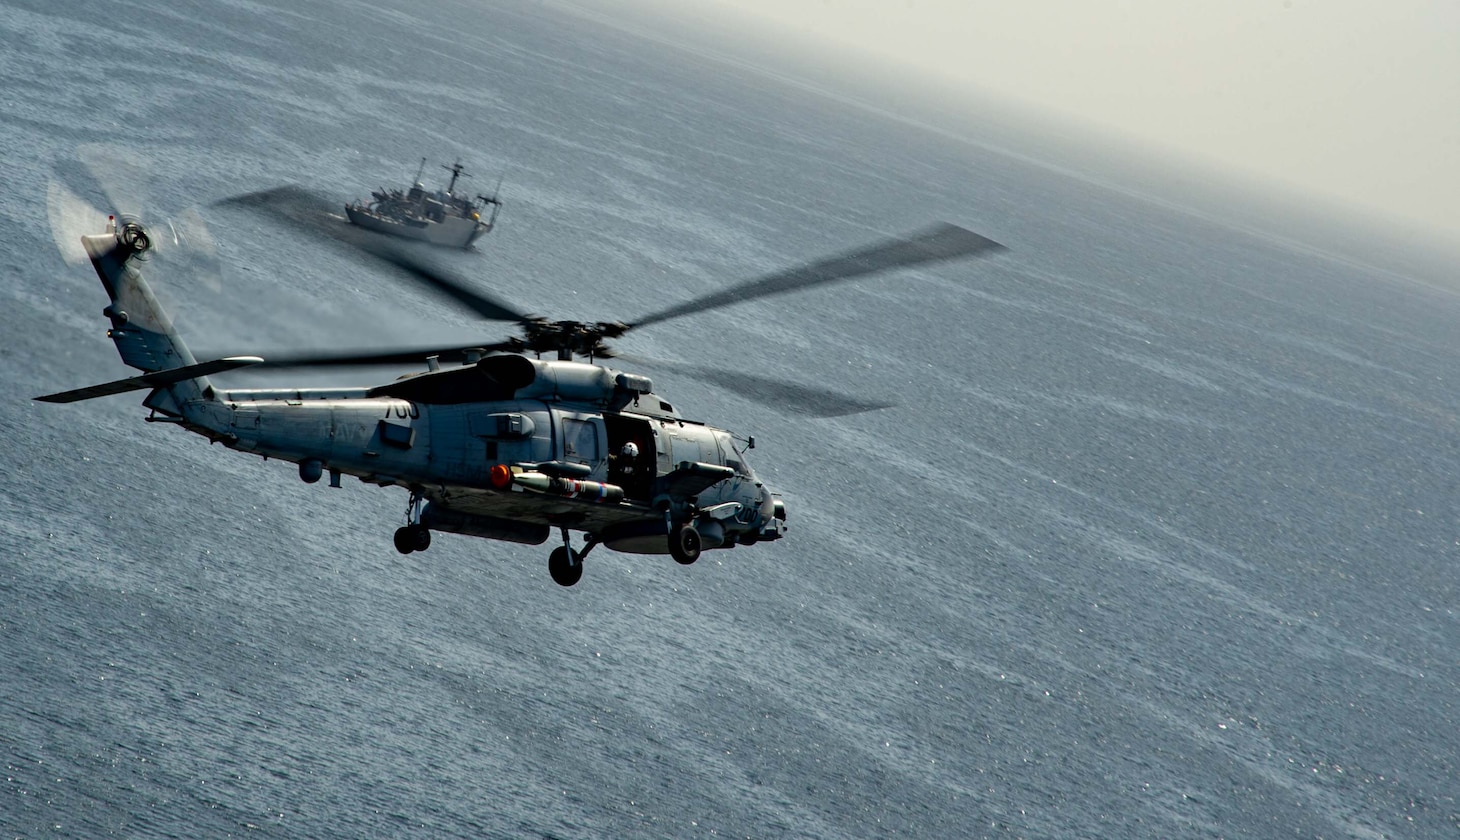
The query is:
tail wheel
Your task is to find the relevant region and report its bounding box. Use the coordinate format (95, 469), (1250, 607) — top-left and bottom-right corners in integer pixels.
(669, 523), (701, 565)
(548, 546), (583, 587)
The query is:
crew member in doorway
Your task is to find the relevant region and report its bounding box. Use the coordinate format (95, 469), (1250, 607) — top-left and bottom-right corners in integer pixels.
(612, 441), (640, 475)
(609, 440), (652, 500)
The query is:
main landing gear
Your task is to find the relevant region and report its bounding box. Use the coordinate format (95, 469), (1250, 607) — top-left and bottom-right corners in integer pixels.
(394, 491), (431, 555)
(669, 522), (701, 565)
(548, 528), (599, 588)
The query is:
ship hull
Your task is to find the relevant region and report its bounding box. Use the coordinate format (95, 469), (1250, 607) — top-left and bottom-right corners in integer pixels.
(344, 205), (490, 248)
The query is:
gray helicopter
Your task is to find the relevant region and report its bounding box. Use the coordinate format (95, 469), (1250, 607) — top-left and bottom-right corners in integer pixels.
(36, 203), (1004, 586)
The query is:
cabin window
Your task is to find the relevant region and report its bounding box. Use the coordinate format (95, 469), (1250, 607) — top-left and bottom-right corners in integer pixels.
(563, 418), (599, 461)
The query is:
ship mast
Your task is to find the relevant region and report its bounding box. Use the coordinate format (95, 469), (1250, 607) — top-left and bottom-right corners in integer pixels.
(442, 160), (470, 196)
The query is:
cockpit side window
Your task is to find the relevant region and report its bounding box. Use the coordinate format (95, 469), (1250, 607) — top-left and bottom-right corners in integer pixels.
(716, 431), (752, 476)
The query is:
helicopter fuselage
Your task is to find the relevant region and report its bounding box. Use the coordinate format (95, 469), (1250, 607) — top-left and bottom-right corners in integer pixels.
(194, 369), (785, 555)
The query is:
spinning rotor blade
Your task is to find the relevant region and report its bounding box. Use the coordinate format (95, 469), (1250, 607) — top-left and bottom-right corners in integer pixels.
(615, 353), (893, 418)
(365, 246), (534, 324)
(214, 184), (344, 240)
(215, 185), (531, 323)
(201, 201), (1001, 399)
(678, 369), (894, 418)
(77, 143), (151, 219)
(50, 144), (228, 292)
(47, 145), (227, 294)
(156, 205), (225, 293)
(631, 223), (1005, 329)
(239, 341), (520, 370)
(46, 178), (102, 266)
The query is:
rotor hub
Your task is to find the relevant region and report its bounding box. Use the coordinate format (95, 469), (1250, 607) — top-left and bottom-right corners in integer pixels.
(116, 216), (152, 259)
(516, 319), (631, 359)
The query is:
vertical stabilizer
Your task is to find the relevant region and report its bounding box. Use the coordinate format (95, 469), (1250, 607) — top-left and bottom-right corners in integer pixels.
(83, 222), (211, 414)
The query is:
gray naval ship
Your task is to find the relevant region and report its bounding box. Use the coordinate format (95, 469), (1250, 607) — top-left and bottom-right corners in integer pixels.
(345, 159), (503, 248)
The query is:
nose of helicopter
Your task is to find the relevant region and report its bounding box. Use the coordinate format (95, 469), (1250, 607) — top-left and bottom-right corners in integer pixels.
(753, 492), (787, 542)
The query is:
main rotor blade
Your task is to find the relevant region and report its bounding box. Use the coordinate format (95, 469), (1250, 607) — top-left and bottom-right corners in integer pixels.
(616, 353), (894, 418)
(214, 184), (351, 242)
(366, 246), (534, 324)
(631, 223), (1004, 329)
(229, 342), (518, 370)
(214, 185), (531, 324)
(694, 369), (894, 417)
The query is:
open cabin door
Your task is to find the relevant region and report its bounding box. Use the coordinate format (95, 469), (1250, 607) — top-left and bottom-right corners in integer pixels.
(603, 413), (656, 502)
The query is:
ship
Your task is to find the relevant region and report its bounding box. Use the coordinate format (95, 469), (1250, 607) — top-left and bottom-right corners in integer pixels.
(345, 158), (502, 249)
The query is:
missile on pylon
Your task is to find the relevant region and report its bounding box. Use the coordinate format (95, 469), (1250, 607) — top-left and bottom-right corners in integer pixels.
(508, 470), (625, 503)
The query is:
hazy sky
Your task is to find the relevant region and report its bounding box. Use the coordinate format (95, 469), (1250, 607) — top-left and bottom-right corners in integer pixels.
(616, 0), (1460, 243)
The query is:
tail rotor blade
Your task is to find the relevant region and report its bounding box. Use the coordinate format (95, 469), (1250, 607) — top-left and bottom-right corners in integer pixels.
(76, 143), (153, 220)
(46, 179), (104, 266)
(160, 206), (225, 292)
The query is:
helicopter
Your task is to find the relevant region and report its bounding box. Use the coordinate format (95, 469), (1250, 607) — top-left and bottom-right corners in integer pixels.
(36, 197), (1005, 586)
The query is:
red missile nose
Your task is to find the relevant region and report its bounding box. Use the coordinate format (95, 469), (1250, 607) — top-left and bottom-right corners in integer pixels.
(489, 463), (512, 490)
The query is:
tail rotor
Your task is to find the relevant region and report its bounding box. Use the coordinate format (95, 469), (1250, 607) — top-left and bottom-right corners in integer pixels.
(46, 143), (225, 291)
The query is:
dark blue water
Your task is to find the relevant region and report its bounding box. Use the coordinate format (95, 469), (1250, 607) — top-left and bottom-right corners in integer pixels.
(4, 0), (1458, 836)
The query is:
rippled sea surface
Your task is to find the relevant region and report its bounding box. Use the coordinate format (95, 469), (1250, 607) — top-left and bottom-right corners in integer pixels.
(3, 1), (1458, 836)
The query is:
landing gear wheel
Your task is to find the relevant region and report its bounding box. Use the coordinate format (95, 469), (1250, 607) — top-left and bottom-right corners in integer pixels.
(548, 546), (583, 587)
(393, 526), (416, 555)
(394, 524), (430, 554)
(396, 491), (429, 555)
(669, 523), (702, 565)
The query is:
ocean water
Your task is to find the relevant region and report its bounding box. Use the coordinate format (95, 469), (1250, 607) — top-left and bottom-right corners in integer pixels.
(3, 0), (1458, 837)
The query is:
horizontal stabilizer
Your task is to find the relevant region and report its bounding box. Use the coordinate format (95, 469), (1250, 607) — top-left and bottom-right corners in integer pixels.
(35, 356), (264, 403)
